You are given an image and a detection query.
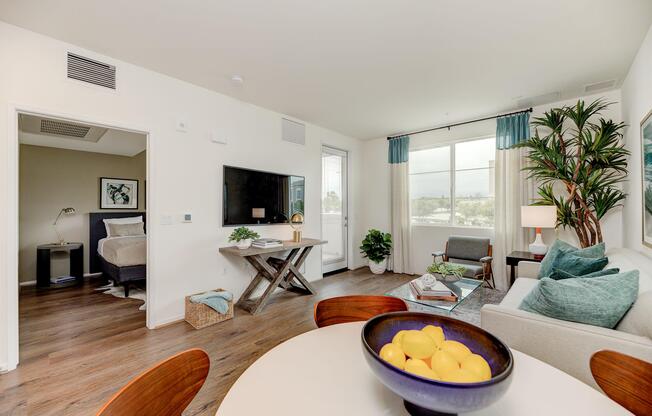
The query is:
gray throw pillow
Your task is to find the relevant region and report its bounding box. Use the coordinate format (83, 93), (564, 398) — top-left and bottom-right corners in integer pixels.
(107, 222), (145, 237)
(519, 270), (639, 328)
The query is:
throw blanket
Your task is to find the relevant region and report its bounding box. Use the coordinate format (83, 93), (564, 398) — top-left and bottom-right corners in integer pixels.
(101, 236), (147, 267)
(190, 290), (233, 314)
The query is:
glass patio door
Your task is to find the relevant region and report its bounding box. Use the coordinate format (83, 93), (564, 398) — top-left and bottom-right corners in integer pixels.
(321, 146), (348, 273)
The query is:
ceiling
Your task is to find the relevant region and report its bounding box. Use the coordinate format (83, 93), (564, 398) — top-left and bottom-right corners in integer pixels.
(18, 114), (146, 156)
(1, 0), (651, 140)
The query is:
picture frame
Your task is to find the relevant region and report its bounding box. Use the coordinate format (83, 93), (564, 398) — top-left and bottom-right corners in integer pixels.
(641, 110), (652, 248)
(100, 177), (139, 209)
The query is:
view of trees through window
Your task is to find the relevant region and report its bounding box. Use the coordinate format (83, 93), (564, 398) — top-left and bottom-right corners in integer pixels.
(409, 137), (495, 227)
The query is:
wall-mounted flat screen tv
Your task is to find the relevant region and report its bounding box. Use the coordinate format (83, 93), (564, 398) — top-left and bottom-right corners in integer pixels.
(223, 166), (305, 226)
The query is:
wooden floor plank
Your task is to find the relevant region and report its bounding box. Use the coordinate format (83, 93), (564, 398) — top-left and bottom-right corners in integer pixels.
(0, 269), (502, 416)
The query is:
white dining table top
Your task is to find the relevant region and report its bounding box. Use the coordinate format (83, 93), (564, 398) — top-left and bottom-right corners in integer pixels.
(216, 321), (630, 415)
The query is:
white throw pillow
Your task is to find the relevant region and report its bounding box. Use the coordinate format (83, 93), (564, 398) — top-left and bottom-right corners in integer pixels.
(616, 290), (652, 339)
(103, 216), (143, 236)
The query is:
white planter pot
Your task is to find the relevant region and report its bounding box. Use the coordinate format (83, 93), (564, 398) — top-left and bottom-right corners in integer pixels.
(369, 258), (387, 274)
(236, 239), (252, 250)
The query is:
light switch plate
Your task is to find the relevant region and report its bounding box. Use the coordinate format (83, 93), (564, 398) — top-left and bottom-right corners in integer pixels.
(161, 215), (173, 225)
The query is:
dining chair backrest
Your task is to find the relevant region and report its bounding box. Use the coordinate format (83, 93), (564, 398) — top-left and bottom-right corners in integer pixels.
(590, 350), (652, 416)
(313, 295), (409, 328)
(96, 348), (210, 416)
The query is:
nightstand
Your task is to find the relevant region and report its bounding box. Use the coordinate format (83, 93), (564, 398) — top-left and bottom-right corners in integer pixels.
(506, 250), (544, 287)
(36, 242), (84, 288)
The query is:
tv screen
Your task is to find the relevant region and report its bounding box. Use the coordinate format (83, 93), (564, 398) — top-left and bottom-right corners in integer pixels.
(223, 166), (305, 226)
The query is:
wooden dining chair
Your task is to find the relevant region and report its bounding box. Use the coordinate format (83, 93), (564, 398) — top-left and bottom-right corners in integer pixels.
(313, 295), (408, 328)
(590, 350), (652, 416)
(96, 348), (210, 416)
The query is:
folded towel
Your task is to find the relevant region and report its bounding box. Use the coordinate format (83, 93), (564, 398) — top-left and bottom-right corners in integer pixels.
(190, 290), (233, 314)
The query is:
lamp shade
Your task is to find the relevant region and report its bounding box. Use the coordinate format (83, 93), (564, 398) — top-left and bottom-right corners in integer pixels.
(252, 208), (265, 219)
(521, 205), (557, 228)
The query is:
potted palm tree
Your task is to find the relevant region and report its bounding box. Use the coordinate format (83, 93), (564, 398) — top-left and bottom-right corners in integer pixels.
(517, 99), (629, 247)
(228, 227), (260, 249)
(360, 229), (392, 274)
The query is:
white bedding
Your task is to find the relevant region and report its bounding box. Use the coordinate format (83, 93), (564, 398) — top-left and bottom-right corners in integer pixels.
(97, 235), (146, 255)
(98, 235), (147, 267)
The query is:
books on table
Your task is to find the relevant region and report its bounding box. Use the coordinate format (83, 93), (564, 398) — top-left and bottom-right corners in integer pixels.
(410, 274), (458, 301)
(252, 238), (283, 248)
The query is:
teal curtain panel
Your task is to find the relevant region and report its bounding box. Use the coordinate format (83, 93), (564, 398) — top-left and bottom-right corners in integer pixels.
(496, 112), (530, 150)
(388, 135), (410, 164)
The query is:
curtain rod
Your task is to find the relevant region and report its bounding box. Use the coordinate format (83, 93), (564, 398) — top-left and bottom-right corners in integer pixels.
(386, 107), (533, 140)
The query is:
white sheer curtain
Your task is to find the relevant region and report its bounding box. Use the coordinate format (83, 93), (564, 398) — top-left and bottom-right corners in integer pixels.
(493, 147), (533, 289)
(388, 135), (412, 274)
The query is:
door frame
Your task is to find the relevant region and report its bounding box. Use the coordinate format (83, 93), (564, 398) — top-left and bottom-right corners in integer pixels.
(320, 145), (349, 273)
(4, 103), (153, 371)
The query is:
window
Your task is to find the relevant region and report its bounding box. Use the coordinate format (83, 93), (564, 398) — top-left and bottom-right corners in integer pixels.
(409, 137), (495, 227)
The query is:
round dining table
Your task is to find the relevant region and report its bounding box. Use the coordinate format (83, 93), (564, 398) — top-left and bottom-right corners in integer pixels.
(216, 321), (630, 415)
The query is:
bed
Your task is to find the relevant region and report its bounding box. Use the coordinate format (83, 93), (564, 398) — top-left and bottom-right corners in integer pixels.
(89, 212), (146, 296)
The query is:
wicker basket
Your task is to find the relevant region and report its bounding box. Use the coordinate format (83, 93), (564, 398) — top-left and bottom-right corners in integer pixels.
(185, 288), (234, 329)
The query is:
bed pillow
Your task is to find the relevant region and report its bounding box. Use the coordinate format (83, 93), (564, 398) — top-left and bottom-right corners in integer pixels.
(103, 216), (143, 236)
(107, 222), (145, 237)
(548, 267), (620, 280)
(519, 271), (639, 328)
(538, 240), (606, 278)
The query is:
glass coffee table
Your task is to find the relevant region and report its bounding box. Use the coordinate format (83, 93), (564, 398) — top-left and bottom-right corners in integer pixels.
(385, 277), (483, 312)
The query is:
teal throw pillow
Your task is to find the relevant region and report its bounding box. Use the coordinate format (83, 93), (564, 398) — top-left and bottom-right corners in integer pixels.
(538, 240), (606, 278)
(519, 270), (639, 328)
(548, 251), (608, 277)
(548, 267), (620, 280)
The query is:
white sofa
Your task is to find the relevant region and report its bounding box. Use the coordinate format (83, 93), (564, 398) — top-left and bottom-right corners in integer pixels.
(481, 248), (652, 389)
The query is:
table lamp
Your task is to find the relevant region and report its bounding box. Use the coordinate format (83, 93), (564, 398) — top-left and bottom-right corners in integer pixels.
(53, 207), (76, 245)
(290, 212), (304, 242)
(521, 205), (557, 256)
(252, 208), (265, 224)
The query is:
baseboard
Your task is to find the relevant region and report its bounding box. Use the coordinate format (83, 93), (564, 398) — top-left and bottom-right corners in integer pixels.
(19, 280), (36, 287)
(151, 315), (185, 329)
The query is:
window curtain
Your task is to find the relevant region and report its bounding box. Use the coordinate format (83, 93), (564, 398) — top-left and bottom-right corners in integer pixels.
(494, 113), (533, 289)
(388, 135), (412, 274)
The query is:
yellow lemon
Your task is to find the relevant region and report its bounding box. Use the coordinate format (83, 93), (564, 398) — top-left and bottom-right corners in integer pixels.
(440, 340), (472, 363)
(379, 343), (407, 369)
(440, 368), (483, 383)
(401, 330), (437, 359)
(405, 359), (440, 380)
(421, 325), (445, 346)
(461, 354), (491, 381)
(430, 349), (459, 374)
(392, 330), (408, 346)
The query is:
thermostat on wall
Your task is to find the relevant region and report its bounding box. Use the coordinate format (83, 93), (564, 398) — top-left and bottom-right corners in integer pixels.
(183, 213), (192, 223)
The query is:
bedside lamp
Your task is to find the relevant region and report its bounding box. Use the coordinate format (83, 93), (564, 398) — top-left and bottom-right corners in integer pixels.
(53, 207), (76, 245)
(521, 205), (557, 256)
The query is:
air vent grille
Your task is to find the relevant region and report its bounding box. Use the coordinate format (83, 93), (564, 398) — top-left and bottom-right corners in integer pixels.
(40, 119), (91, 138)
(585, 80), (616, 94)
(67, 52), (116, 89)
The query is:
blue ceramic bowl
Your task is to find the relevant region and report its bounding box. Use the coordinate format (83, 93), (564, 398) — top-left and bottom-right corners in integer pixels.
(362, 312), (513, 416)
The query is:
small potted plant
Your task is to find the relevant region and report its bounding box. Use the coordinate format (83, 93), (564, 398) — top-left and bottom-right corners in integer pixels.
(360, 229), (392, 274)
(426, 261), (466, 282)
(228, 227), (260, 250)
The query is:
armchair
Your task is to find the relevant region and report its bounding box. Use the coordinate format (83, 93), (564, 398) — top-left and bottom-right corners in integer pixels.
(432, 236), (494, 288)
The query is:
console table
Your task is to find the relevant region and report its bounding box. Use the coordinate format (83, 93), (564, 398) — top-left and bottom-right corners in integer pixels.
(219, 238), (326, 314)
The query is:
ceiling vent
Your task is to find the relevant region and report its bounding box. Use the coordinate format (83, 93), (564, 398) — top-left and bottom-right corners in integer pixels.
(19, 114), (107, 142)
(282, 118), (306, 145)
(40, 119), (90, 138)
(67, 52), (116, 89)
(585, 79), (616, 94)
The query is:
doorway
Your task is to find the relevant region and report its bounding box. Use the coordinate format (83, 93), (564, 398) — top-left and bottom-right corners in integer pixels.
(321, 146), (348, 273)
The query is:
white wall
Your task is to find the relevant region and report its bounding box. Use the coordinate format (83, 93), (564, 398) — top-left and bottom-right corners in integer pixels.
(622, 25), (652, 256)
(360, 90), (624, 276)
(0, 22), (363, 371)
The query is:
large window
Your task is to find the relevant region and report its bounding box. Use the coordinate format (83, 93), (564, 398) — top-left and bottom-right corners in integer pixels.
(410, 137), (495, 227)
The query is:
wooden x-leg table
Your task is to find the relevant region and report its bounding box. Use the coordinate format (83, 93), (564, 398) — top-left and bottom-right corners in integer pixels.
(219, 238), (326, 314)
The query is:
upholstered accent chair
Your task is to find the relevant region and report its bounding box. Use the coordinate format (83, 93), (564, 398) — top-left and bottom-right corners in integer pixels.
(432, 236), (494, 288)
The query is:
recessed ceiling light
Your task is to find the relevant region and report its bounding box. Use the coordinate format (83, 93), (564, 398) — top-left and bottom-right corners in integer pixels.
(231, 75), (244, 85)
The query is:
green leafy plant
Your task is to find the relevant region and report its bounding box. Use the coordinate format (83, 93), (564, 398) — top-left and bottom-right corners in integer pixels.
(517, 99), (629, 247)
(359, 229), (392, 263)
(426, 262), (466, 278)
(228, 226), (260, 242)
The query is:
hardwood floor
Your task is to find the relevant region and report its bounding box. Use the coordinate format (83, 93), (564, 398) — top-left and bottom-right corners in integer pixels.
(0, 270), (502, 416)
